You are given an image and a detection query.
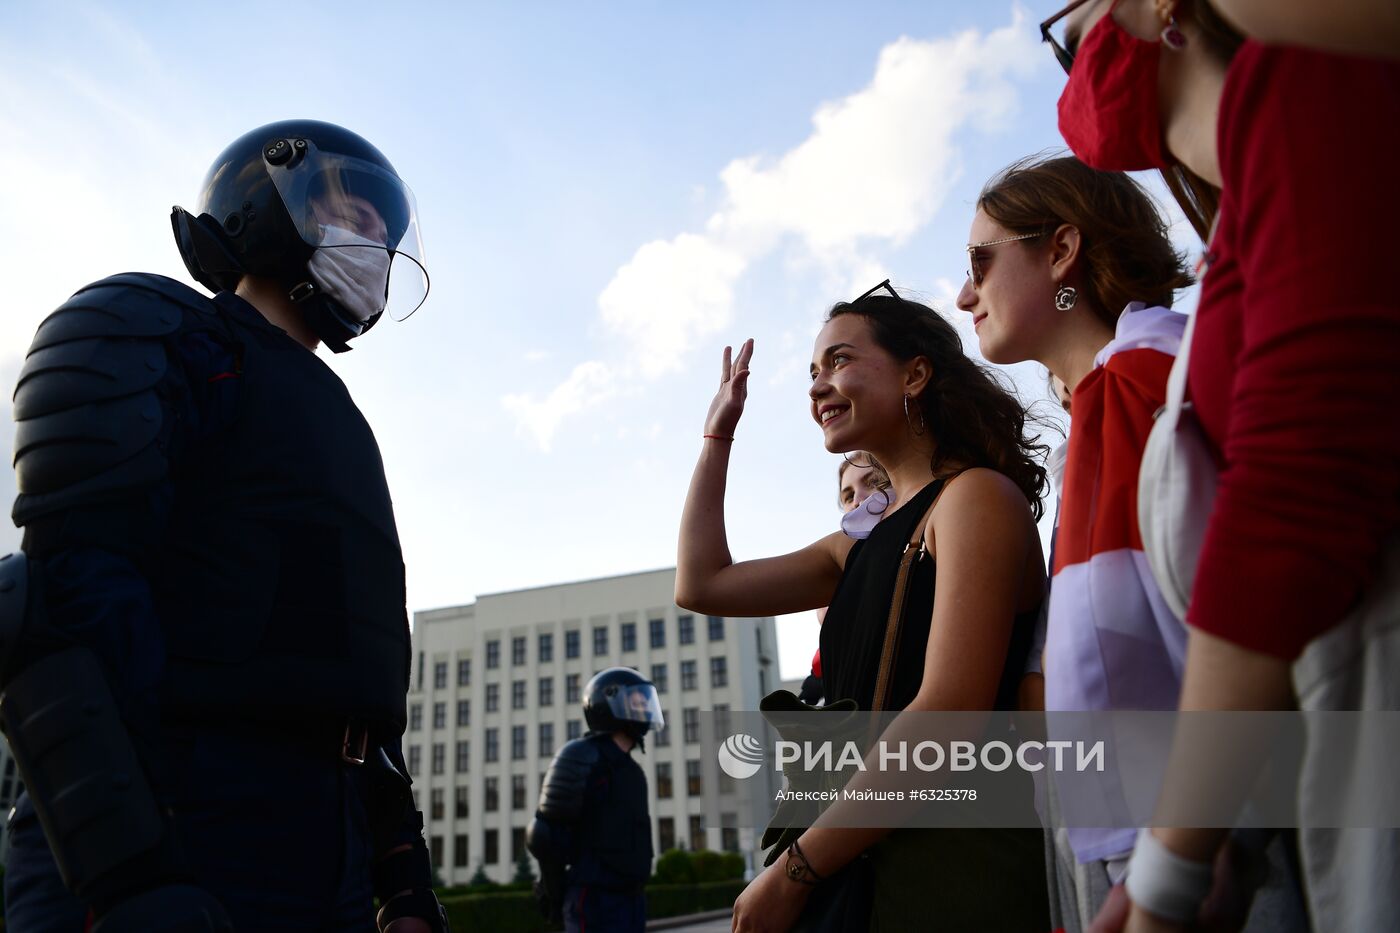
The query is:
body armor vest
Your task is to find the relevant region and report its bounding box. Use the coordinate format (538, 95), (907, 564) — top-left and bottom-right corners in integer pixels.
(153, 289), (409, 737)
(570, 735), (654, 888)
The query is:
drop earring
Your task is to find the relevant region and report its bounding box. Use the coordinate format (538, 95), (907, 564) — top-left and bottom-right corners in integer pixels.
(1054, 285), (1078, 312)
(1161, 14), (1187, 49)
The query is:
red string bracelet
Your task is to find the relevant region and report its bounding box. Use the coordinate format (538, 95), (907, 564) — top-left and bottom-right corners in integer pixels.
(703, 434), (734, 442)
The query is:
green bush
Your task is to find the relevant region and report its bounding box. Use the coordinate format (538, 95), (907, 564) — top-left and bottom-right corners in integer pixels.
(652, 848), (696, 884)
(646, 880), (748, 918)
(437, 878), (747, 932)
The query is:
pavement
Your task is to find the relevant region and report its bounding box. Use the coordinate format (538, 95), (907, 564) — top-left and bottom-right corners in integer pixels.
(646, 907), (733, 932)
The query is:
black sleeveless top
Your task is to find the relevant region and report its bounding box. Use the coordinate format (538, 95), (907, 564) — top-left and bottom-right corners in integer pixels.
(820, 477), (1039, 711)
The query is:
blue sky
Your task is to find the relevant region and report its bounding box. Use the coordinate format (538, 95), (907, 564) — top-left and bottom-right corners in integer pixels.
(0, 1), (1198, 679)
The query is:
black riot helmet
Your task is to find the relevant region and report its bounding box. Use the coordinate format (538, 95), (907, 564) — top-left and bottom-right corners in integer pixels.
(583, 668), (665, 746)
(171, 119), (429, 352)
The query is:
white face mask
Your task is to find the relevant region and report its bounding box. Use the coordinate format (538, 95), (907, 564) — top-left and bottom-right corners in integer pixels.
(840, 488), (894, 539)
(306, 225), (392, 325)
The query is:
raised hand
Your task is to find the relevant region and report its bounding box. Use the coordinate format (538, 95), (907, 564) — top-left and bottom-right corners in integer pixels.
(704, 338), (753, 439)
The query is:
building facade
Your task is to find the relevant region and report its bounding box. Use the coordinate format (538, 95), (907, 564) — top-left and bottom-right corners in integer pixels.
(407, 567), (781, 885)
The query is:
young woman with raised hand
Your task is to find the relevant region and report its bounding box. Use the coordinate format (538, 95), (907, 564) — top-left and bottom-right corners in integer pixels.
(1041, 1), (1400, 930)
(677, 287), (1051, 931)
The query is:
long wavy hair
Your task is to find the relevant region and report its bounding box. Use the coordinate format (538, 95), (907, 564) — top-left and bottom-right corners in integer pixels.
(827, 294), (1050, 520)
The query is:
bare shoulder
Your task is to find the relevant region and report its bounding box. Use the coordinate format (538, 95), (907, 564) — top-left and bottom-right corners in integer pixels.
(926, 468), (1036, 549)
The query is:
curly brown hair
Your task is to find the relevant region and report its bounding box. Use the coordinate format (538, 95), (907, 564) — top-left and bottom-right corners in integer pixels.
(827, 295), (1050, 520)
(977, 154), (1194, 330)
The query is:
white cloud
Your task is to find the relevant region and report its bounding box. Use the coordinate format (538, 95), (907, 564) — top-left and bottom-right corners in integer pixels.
(503, 10), (1041, 450)
(501, 360), (618, 452)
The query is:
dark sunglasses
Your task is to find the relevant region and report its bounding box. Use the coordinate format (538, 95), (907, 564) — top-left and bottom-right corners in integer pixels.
(851, 279), (899, 304)
(1040, 0), (1095, 75)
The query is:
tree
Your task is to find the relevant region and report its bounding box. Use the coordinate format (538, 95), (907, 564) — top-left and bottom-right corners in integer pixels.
(513, 850), (538, 884)
(468, 863), (493, 888)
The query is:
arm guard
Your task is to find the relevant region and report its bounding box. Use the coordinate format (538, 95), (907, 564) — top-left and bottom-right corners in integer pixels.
(536, 736), (599, 823)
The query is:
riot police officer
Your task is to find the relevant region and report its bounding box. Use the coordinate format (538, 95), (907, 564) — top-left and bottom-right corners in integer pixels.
(527, 668), (663, 933)
(0, 120), (446, 932)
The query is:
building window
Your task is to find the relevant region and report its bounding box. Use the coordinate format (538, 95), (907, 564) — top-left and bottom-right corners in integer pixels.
(566, 674), (581, 704)
(430, 835), (444, 869)
(565, 630), (580, 659)
(512, 827), (527, 863)
(433, 662), (447, 690)
(686, 758), (702, 796)
(512, 774), (527, 810)
(538, 677), (553, 707)
(658, 817), (676, 853)
(721, 813), (739, 853)
(710, 657), (728, 688)
(689, 814), (705, 851)
(714, 703), (731, 738)
(511, 725), (527, 760)
(656, 762), (673, 799)
(485, 728), (499, 763)
(454, 834), (469, 868)
(408, 745), (422, 775)
(678, 614), (695, 645)
(621, 622), (637, 652)
(433, 702), (446, 730)
(486, 640), (500, 669)
(567, 720), (582, 741)
(539, 722), (555, 757)
(683, 707), (700, 744)
(457, 699), (471, 727)
(680, 660), (697, 692)
(655, 725), (670, 748)
(484, 829), (499, 864)
(538, 633), (553, 663)
(651, 663), (668, 694)
(485, 777), (499, 812)
(708, 615), (725, 641)
(455, 741), (470, 773)
(485, 684), (499, 712)
(511, 680), (526, 710)
(409, 703), (423, 731)
(649, 617), (665, 649)
(592, 626), (608, 656)
(512, 636), (527, 666)
(458, 657), (471, 686)
(455, 786), (469, 819)
(430, 787), (444, 821)
(432, 743), (445, 775)
(417, 652), (425, 692)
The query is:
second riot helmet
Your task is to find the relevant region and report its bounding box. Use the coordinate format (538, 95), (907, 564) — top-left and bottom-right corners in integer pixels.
(582, 668), (664, 743)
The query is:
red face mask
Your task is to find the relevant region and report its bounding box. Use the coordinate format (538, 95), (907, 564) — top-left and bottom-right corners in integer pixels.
(1057, 3), (1173, 171)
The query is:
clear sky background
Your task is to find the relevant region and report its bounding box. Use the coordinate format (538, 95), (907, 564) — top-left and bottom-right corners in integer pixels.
(0, 1), (1199, 680)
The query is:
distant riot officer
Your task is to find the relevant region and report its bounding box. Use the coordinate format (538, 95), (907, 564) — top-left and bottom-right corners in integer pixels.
(527, 667), (663, 933)
(0, 119), (446, 931)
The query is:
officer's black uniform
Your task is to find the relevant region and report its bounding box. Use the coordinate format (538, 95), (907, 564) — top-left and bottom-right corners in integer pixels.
(527, 668), (662, 933)
(0, 120), (445, 932)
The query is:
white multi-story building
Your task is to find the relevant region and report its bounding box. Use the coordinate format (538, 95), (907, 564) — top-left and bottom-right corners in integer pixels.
(407, 567), (781, 885)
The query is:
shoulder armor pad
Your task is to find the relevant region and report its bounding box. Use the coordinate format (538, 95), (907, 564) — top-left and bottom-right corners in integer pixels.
(537, 737), (601, 822)
(11, 275), (210, 509)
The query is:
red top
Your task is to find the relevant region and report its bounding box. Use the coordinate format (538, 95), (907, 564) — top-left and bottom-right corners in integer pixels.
(1188, 41), (1400, 659)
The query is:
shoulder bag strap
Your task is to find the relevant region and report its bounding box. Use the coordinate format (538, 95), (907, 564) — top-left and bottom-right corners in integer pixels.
(870, 473), (962, 711)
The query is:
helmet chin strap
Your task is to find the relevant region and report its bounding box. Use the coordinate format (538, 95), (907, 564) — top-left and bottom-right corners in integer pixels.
(288, 281), (365, 354)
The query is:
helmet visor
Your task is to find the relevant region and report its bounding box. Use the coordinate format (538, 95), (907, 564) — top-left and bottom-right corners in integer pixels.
(607, 684), (665, 732)
(266, 140), (429, 321)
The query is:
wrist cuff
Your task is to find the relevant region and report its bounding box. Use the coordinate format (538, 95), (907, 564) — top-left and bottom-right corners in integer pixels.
(1125, 829), (1214, 924)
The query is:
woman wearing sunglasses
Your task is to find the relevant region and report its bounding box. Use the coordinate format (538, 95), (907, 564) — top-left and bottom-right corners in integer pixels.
(1042, 2), (1400, 931)
(954, 154), (1209, 932)
(677, 288), (1051, 931)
